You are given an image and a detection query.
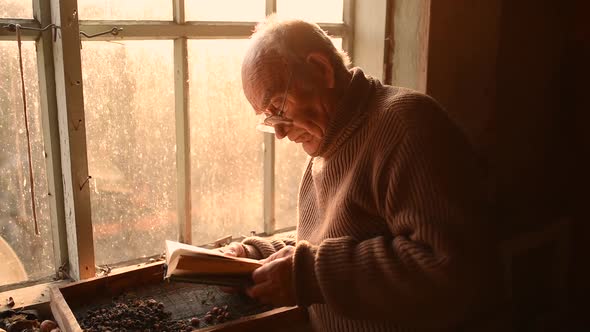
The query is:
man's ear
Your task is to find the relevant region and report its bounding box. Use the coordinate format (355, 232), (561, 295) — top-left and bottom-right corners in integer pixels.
(305, 52), (335, 88)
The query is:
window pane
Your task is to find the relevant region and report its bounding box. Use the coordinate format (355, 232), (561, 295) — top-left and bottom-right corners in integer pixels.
(0, 42), (54, 286)
(186, 0), (265, 22)
(333, 37), (342, 51)
(188, 40), (263, 245)
(0, 0), (32, 18)
(277, 0), (343, 23)
(82, 41), (177, 266)
(78, 0), (172, 20)
(275, 140), (308, 230)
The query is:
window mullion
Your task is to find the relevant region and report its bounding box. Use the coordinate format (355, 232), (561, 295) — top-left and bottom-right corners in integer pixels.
(263, 135), (276, 235)
(342, 0), (355, 59)
(50, 0), (95, 280)
(173, 0), (192, 244)
(33, 0), (69, 277)
(266, 0), (277, 15)
(263, 0), (277, 235)
(351, 0), (387, 80)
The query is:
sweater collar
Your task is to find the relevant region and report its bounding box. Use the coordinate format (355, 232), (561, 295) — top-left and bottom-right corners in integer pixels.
(314, 68), (375, 158)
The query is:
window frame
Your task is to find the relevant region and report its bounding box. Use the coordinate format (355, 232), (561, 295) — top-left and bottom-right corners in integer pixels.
(0, 0), (354, 283)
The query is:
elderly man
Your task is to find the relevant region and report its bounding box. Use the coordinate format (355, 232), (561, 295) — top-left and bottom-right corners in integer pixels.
(222, 16), (503, 331)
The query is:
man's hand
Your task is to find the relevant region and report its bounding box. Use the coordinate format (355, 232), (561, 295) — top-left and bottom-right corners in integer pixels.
(216, 242), (246, 258)
(246, 246), (296, 307)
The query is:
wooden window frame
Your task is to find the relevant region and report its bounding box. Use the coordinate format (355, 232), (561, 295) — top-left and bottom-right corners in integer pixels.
(0, 0), (355, 283)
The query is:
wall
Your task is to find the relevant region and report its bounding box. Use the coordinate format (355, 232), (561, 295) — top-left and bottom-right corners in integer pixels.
(426, 0), (502, 153)
(567, 0), (590, 327)
(424, 0), (576, 232)
(490, 0), (574, 230)
(404, 0), (587, 328)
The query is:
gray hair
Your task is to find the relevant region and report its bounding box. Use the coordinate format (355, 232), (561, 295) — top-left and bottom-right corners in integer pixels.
(249, 15), (351, 77)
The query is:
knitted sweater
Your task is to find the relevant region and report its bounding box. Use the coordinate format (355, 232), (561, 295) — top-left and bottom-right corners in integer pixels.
(242, 69), (503, 331)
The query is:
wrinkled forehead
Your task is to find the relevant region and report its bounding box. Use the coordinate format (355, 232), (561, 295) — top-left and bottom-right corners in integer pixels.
(241, 50), (289, 113)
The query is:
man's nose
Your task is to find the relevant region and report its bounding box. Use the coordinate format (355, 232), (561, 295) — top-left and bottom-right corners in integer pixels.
(274, 125), (288, 139)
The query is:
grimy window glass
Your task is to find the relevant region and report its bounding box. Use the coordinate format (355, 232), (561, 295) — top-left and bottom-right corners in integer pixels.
(0, 41), (54, 286)
(277, 0), (344, 23)
(185, 0), (265, 22)
(77, 0), (173, 20)
(188, 39), (264, 245)
(0, 1), (349, 284)
(275, 139), (307, 231)
(0, 0), (32, 19)
(81, 41), (178, 266)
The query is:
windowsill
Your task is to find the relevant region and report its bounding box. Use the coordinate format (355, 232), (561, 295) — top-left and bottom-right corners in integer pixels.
(0, 279), (69, 311)
(0, 229), (298, 311)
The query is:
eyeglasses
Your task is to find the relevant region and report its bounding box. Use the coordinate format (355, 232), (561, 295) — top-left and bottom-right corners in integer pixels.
(256, 73), (293, 134)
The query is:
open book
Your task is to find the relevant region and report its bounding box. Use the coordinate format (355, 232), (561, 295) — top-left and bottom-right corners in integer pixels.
(164, 240), (262, 287)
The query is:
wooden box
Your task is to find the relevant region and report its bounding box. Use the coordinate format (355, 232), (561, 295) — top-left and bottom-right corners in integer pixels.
(50, 262), (309, 331)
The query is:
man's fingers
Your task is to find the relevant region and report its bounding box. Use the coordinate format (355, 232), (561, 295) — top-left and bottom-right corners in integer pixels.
(246, 280), (274, 299)
(223, 249), (236, 257)
(251, 263), (272, 283)
(218, 242), (245, 258)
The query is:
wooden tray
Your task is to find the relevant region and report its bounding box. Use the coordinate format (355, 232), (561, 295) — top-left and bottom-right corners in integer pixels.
(50, 262), (309, 331)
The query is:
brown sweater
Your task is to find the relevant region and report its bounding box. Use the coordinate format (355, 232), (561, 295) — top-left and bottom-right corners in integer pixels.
(243, 69), (503, 331)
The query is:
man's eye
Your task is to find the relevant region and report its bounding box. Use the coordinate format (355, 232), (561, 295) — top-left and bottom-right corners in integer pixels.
(267, 104), (280, 114)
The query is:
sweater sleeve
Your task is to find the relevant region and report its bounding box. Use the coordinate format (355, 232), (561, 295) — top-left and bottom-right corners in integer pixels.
(241, 234), (297, 260)
(292, 96), (503, 328)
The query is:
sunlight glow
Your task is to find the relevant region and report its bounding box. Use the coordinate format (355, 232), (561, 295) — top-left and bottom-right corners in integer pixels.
(277, 0), (343, 23)
(186, 0), (265, 22)
(78, 0), (172, 20)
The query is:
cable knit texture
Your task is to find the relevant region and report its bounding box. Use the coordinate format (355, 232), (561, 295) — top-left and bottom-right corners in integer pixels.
(244, 69), (503, 331)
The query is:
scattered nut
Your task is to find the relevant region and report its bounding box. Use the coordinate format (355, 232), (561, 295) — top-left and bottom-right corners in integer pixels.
(40, 319), (58, 332)
(6, 297), (15, 308)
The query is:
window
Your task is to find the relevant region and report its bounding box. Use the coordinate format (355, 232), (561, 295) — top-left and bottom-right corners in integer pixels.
(77, 0), (173, 20)
(81, 41), (177, 266)
(186, 0), (265, 22)
(188, 39), (264, 244)
(0, 0), (32, 18)
(277, 0), (343, 23)
(0, 41), (54, 285)
(0, 0), (351, 286)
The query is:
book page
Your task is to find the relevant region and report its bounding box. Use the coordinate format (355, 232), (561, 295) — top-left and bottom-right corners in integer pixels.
(165, 240), (261, 278)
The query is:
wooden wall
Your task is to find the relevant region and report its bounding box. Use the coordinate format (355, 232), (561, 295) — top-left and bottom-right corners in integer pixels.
(566, 0), (590, 328)
(411, 0), (588, 329)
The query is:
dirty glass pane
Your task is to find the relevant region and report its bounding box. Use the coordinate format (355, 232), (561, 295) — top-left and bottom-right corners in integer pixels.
(0, 0), (32, 18)
(186, 0), (265, 22)
(277, 0), (343, 23)
(275, 140), (308, 230)
(332, 37), (342, 52)
(82, 41), (177, 266)
(0, 42), (54, 286)
(275, 37), (342, 230)
(78, 0), (172, 20)
(188, 39), (263, 245)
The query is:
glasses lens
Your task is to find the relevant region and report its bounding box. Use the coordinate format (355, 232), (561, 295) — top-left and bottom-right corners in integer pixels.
(256, 113), (274, 133)
(255, 113), (293, 134)
(264, 116), (292, 127)
(256, 123), (276, 134)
